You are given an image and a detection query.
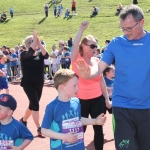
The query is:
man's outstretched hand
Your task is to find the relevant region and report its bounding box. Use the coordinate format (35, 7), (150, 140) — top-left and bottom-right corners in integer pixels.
(75, 59), (91, 79)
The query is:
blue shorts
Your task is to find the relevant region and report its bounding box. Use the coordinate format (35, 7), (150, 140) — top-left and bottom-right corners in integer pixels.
(0, 84), (8, 90)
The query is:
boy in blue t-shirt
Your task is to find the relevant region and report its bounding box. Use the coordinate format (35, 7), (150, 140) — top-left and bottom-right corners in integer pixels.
(41, 69), (106, 150)
(64, 46), (71, 69)
(0, 94), (33, 149)
(0, 54), (9, 94)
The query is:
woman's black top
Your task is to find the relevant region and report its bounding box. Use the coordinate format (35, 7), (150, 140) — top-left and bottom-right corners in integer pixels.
(20, 47), (49, 87)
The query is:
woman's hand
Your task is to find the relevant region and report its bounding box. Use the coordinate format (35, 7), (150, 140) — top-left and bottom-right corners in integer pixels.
(31, 31), (38, 50)
(80, 21), (89, 31)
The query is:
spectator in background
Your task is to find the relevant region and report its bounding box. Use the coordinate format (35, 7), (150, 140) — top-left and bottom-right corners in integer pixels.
(64, 46), (71, 69)
(1, 11), (7, 21)
(49, 45), (59, 78)
(68, 37), (73, 52)
(1, 46), (11, 78)
(103, 66), (115, 114)
(71, 0), (76, 15)
(59, 40), (66, 69)
(91, 6), (99, 17)
(14, 46), (21, 78)
(95, 48), (101, 59)
(116, 3), (123, 14)
(64, 41), (68, 46)
(101, 40), (110, 53)
(64, 8), (70, 18)
(0, 54), (9, 94)
(39, 36), (46, 47)
(10, 48), (18, 81)
(44, 3), (49, 17)
(10, 6), (14, 18)
(44, 56), (51, 80)
(54, 4), (57, 17)
(60, 4), (63, 15)
(56, 8), (61, 17)
(53, 0), (56, 4)
(133, 0), (138, 4)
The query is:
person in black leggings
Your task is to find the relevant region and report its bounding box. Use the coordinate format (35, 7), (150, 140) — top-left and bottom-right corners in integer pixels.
(20, 32), (49, 137)
(71, 21), (112, 150)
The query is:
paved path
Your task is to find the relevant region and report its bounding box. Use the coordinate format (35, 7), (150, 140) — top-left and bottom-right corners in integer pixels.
(3, 83), (115, 150)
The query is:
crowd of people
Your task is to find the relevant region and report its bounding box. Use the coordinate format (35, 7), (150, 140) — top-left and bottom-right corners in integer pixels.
(44, 0), (76, 18)
(1, 2), (150, 150)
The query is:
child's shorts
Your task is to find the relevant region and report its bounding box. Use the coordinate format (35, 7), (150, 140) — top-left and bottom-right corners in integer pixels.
(0, 84), (8, 90)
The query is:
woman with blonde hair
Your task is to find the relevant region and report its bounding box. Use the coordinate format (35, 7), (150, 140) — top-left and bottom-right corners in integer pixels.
(20, 32), (49, 137)
(71, 21), (111, 150)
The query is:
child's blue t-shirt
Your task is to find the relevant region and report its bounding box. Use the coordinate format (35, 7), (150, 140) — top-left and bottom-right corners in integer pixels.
(0, 118), (33, 148)
(41, 97), (84, 150)
(65, 52), (70, 62)
(101, 31), (150, 109)
(104, 77), (114, 98)
(10, 53), (17, 66)
(0, 64), (8, 84)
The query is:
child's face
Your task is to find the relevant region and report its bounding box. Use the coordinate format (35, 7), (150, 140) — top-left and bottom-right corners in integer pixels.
(107, 68), (115, 78)
(0, 57), (6, 64)
(0, 105), (10, 120)
(64, 76), (79, 98)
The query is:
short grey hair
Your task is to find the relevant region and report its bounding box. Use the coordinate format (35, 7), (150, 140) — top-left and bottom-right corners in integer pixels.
(119, 4), (144, 22)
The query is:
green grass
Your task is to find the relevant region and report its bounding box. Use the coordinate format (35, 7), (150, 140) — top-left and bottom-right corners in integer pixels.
(0, 0), (150, 52)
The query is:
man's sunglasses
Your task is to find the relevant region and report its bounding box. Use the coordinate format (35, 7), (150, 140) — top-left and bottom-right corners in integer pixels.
(85, 44), (97, 49)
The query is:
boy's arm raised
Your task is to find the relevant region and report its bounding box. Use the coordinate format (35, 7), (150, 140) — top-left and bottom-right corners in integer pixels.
(81, 113), (106, 126)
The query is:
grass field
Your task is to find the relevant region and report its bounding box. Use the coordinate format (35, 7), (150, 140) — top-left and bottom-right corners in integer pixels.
(0, 0), (150, 52)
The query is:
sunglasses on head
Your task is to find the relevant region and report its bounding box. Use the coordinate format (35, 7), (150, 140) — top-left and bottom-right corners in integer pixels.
(85, 44), (97, 49)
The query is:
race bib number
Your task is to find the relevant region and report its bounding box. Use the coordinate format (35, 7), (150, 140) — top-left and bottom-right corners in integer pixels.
(62, 117), (84, 144)
(0, 140), (13, 150)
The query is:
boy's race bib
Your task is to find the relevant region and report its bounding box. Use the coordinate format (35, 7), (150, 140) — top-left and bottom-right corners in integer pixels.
(0, 140), (13, 150)
(62, 117), (83, 146)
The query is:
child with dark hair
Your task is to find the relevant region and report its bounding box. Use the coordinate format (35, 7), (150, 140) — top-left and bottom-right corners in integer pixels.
(101, 40), (110, 53)
(95, 49), (101, 59)
(54, 4), (57, 17)
(103, 65), (115, 114)
(0, 94), (33, 149)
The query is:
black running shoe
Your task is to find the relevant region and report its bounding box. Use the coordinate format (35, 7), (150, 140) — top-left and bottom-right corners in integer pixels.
(36, 127), (45, 138)
(19, 117), (27, 127)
